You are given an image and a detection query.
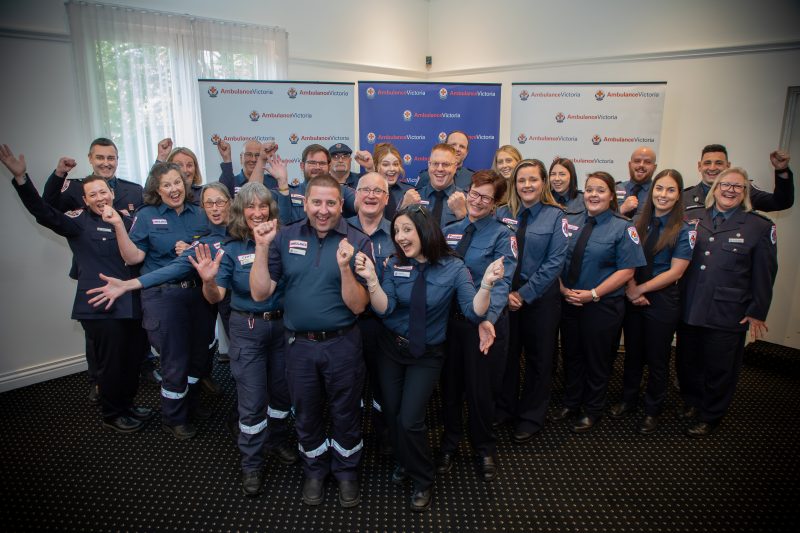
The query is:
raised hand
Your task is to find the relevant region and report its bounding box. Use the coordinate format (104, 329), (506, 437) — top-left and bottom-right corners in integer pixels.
(101, 205), (122, 226)
(0, 144), (26, 178)
(620, 195), (638, 216)
(270, 154), (289, 186)
(482, 257), (505, 285)
(399, 188), (421, 209)
(354, 251), (377, 283)
(770, 149), (790, 171)
(354, 150), (374, 171)
(337, 237), (355, 268)
(253, 220), (278, 247)
(157, 138), (173, 162)
(448, 190), (467, 220)
(188, 243), (224, 282)
(217, 140), (232, 163)
(56, 157), (77, 177)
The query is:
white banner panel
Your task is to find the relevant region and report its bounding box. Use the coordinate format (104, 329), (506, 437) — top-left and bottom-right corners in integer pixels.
(511, 83), (666, 187)
(198, 80), (355, 181)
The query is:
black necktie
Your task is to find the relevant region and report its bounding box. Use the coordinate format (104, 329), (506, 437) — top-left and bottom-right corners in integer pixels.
(630, 183), (643, 197)
(511, 209), (530, 290)
(408, 263), (427, 357)
(635, 217), (660, 283)
(454, 223), (475, 258)
(565, 216), (597, 287)
(713, 213), (725, 229)
(385, 186), (398, 220)
(432, 190), (446, 226)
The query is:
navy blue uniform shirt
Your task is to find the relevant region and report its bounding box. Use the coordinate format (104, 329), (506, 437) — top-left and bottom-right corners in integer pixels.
(347, 215), (393, 281)
(496, 203), (568, 303)
(268, 216), (373, 331)
(615, 179), (651, 215)
(417, 182), (463, 228)
(217, 237), (284, 313)
(562, 209), (646, 295)
(13, 175), (141, 320)
(444, 215), (516, 324)
(128, 202), (208, 275)
(378, 256), (482, 345)
(275, 181), (357, 226)
(43, 172), (143, 215)
(633, 214), (695, 280)
(219, 161), (278, 197)
(553, 191), (585, 214)
(136, 223), (227, 287)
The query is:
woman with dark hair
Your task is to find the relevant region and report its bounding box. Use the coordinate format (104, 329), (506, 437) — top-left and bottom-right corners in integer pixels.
(494, 159), (568, 443)
(437, 170), (516, 482)
(553, 171), (646, 433)
(676, 168), (777, 437)
(102, 162), (211, 440)
(354, 204), (504, 512)
(549, 158), (584, 212)
(609, 170), (694, 434)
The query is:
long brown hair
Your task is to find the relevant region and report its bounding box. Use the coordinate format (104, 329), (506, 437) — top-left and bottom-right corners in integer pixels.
(635, 169), (685, 254)
(506, 159), (561, 218)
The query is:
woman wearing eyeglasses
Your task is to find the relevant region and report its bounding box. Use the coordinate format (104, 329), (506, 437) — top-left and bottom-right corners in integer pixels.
(494, 159), (568, 444)
(354, 204), (504, 512)
(676, 168), (777, 437)
(549, 157), (585, 213)
(436, 170), (517, 482)
(554, 171), (646, 433)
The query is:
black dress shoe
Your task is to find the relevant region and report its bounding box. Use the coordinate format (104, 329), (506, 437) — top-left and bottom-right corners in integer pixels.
(200, 376), (222, 397)
(390, 465), (408, 485)
(191, 402), (213, 421)
(410, 487), (433, 512)
(162, 423), (197, 440)
(302, 477), (325, 506)
(512, 428), (539, 444)
(338, 479), (361, 508)
(686, 421), (717, 438)
(435, 452), (455, 474)
(550, 407), (578, 422)
(128, 406), (156, 422)
(638, 415), (659, 435)
(268, 442), (299, 465)
(88, 384), (100, 405)
(480, 455), (498, 482)
(677, 405), (698, 420)
(571, 416), (598, 434)
(609, 402), (635, 419)
(103, 415), (144, 434)
(241, 469), (263, 497)
(492, 415), (512, 429)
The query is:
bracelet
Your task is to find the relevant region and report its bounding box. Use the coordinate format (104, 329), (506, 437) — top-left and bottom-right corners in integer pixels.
(278, 186), (289, 192)
(480, 281), (494, 291)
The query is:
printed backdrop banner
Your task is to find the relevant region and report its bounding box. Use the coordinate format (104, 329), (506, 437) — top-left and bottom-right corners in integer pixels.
(511, 83), (666, 186)
(358, 82), (501, 187)
(198, 80), (355, 182)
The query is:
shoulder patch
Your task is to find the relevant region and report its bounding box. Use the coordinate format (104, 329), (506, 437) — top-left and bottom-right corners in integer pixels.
(627, 226), (640, 245)
(770, 225), (777, 245)
(60, 179), (74, 193)
(561, 217), (569, 238)
(688, 230), (697, 249)
(65, 208), (83, 218)
(510, 235), (518, 259)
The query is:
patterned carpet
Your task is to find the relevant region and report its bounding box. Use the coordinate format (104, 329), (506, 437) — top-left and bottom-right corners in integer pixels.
(1, 340), (798, 532)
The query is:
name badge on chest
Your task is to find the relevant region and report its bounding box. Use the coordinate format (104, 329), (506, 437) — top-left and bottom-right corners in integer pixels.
(152, 218), (168, 225)
(289, 239), (308, 256)
(238, 253), (254, 265)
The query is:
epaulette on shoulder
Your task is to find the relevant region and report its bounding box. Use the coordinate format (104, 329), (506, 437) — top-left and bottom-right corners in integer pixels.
(117, 177), (142, 187)
(685, 205), (705, 212)
(612, 211), (631, 221)
(750, 210), (774, 223)
(442, 219), (461, 230)
(65, 208), (84, 218)
(565, 209), (583, 216)
(224, 235), (238, 245)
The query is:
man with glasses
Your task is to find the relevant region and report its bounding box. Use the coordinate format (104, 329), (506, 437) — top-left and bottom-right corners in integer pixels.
(415, 131), (475, 190)
(683, 145), (793, 211)
(217, 139), (279, 197)
(416, 143), (467, 228)
(329, 143), (361, 188)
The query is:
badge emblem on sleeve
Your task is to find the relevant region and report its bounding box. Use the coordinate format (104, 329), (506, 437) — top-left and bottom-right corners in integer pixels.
(688, 230), (697, 249)
(627, 227), (640, 245)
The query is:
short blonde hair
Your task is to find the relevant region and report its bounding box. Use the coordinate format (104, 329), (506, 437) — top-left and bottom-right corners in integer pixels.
(705, 167), (752, 212)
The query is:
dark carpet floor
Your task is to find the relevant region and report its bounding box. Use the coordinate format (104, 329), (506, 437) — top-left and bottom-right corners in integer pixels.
(1, 340), (798, 532)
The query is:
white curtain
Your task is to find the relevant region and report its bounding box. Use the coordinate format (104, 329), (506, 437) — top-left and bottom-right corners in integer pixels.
(67, 1), (288, 184)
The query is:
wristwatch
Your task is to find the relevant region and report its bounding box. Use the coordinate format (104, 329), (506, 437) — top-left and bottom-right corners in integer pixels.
(591, 288), (600, 302)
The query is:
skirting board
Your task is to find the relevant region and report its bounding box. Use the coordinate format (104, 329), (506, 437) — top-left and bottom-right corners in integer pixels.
(0, 354), (87, 393)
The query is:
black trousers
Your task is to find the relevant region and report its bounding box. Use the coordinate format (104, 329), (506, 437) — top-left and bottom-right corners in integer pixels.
(80, 319), (144, 420)
(359, 314), (388, 437)
(560, 295), (625, 420)
(676, 323), (745, 424)
(440, 310), (509, 457)
(620, 285), (680, 416)
(377, 328), (444, 491)
(498, 282), (561, 433)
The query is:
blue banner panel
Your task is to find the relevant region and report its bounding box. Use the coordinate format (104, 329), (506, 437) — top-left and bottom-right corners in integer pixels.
(358, 82), (501, 187)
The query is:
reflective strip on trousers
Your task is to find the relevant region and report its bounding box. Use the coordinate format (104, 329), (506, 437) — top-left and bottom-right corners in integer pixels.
(267, 406), (290, 419)
(239, 417), (268, 435)
(331, 439), (363, 458)
(299, 439), (329, 459)
(161, 385), (189, 400)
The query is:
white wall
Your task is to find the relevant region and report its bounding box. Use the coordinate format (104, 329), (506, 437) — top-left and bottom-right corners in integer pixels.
(0, 0), (798, 391)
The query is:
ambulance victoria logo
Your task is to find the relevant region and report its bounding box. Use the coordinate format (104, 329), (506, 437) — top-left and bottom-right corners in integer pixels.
(594, 89), (605, 101)
(289, 133), (299, 144)
(366, 132), (376, 144)
(403, 110), (412, 121)
(517, 133), (527, 144)
(403, 154), (412, 165)
(208, 86), (219, 98)
(366, 87), (376, 99)
(592, 134), (602, 145)
(439, 87), (448, 100)
(287, 87), (298, 99)
(555, 112), (565, 123)
(519, 90), (529, 101)
(249, 110), (259, 122)
(211, 134), (222, 145)
(438, 132), (447, 143)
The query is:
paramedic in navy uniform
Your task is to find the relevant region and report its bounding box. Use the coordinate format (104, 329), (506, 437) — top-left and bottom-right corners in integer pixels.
(415, 130), (474, 190)
(553, 171), (646, 433)
(494, 159), (568, 443)
(353, 204), (504, 512)
(217, 139), (280, 197)
(1, 145), (151, 434)
(615, 146), (657, 217)
(436, 170), (516, 482)
(416, 143), (467, 229)
(609, 170), (694, 435)
(109, 162), (211, 441)
(352, 143), (417, 221)
(549, 157), (584, 213)
(250, 174), (373, 508)
(677, 168), (777, 437)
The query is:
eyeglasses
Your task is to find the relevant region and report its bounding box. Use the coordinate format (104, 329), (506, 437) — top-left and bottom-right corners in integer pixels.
(331, 153), (351, 160)
(304, 160), (328, 167)
(398, 204), (428, 217)
(203, 199), (229, 208)
(356, 187), (387, 197)
(467, 189), (495, 204)
(243, 152), (260, 159)
(428, 161), (454, 169)
(718, 182), (745, 193)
